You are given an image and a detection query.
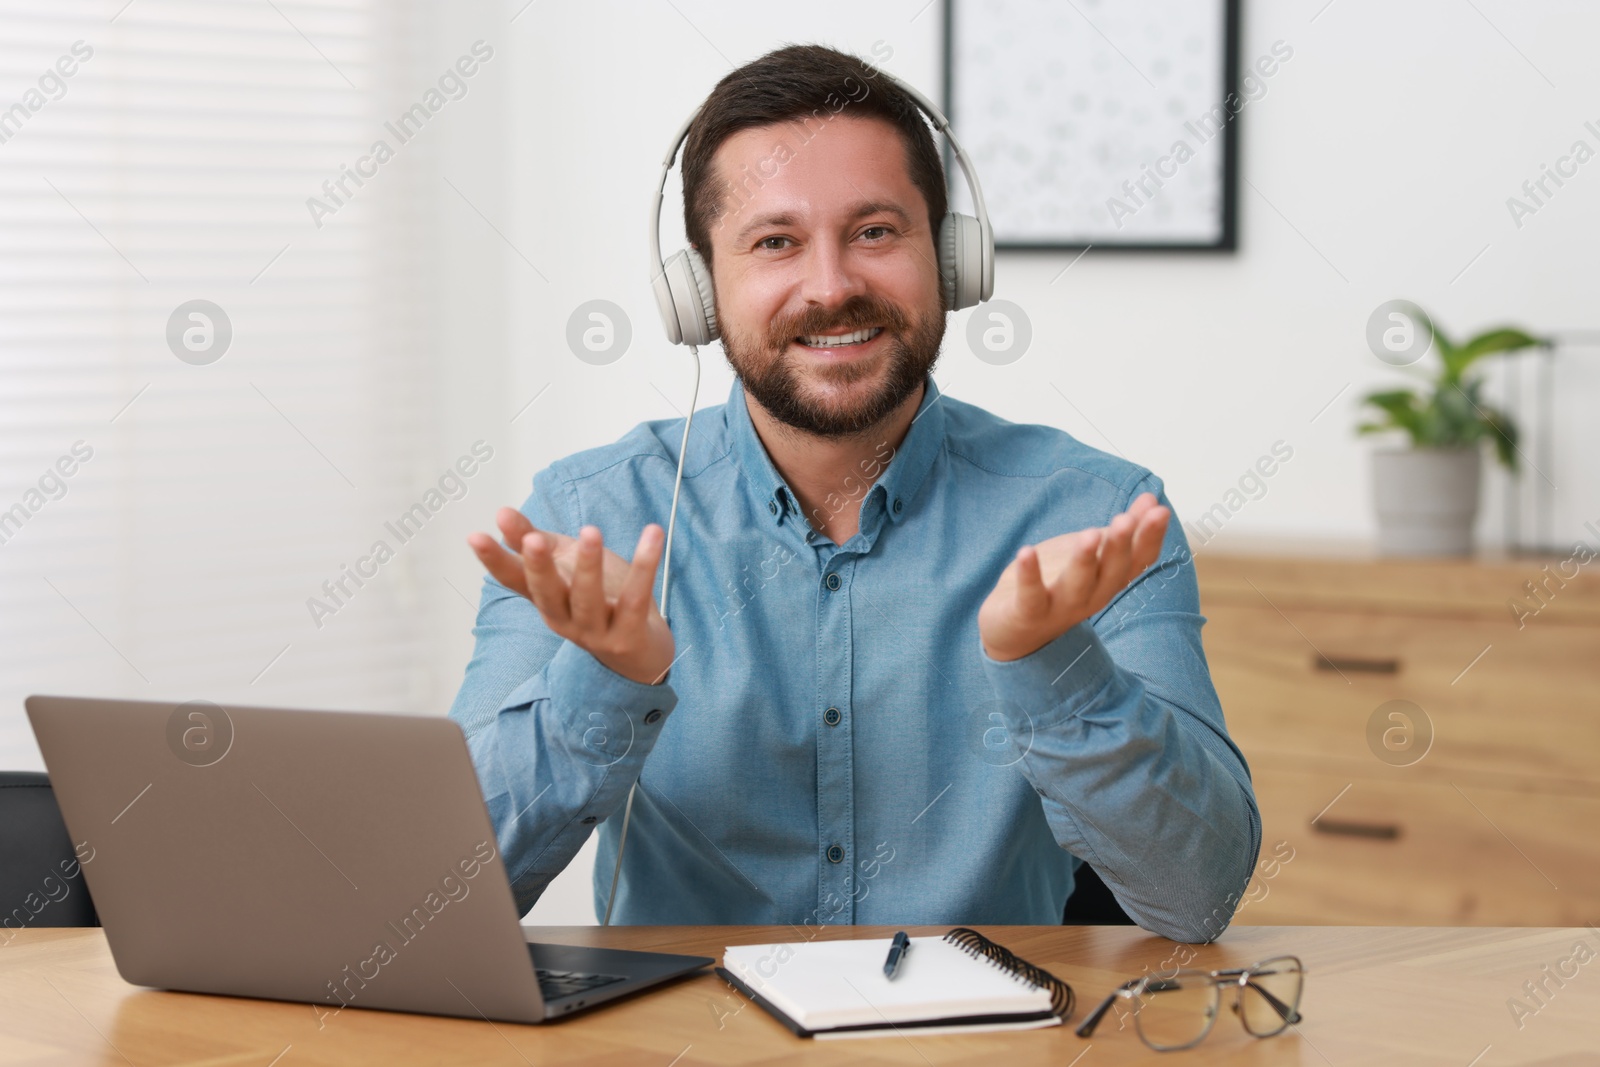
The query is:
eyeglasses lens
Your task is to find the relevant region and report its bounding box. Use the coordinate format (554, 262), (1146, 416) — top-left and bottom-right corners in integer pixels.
(1133, 973), (1219, 1051)
(1240, 957), (1304, 1036)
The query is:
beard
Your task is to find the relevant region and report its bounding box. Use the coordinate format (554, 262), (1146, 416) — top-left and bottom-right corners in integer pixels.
(719, 290), (946, 439)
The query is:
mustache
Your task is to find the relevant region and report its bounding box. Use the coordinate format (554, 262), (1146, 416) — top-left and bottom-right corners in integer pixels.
(765, 295), (910, 347)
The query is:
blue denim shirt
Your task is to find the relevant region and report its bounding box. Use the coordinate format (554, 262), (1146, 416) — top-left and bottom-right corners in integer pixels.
(448, 375), (1260, 941)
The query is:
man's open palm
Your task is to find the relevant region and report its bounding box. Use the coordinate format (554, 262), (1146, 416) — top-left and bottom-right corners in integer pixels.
(466, 506), (674, 685)
(978, 492), (1170, 662)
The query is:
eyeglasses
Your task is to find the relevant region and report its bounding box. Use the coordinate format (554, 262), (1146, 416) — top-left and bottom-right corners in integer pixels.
(1075, 955), (1304, 1052)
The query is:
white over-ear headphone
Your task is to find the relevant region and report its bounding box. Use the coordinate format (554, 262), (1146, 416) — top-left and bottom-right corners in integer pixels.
(648, 68), (995, 346)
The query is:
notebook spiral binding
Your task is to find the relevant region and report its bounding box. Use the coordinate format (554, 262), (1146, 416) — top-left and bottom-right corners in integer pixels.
(942, 927), (1075, 1019)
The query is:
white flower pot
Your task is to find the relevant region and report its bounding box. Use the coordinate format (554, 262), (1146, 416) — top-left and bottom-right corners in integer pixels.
(1371, 447), (1482, 556)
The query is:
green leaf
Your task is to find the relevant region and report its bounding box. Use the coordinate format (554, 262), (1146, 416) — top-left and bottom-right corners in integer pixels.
(1443, 327), (1547, 380)
(1361, 388), (1420, 412)
(1432, 382), (1482, 445)
(1360, 389), (1426, 440)
(1429, 321), (1456, 369)
(1478, 403), (1521, 470)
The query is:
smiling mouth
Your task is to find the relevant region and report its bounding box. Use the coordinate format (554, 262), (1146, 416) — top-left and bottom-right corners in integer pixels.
(795, 326), (885, 349)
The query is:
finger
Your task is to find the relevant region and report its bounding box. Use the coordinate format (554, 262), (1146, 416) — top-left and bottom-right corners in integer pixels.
(520, 531), (573, 627)
(497, 506), (578, 563)
(1051, 527), (1103, 604)
(615, 524), (665, 626)
(467, 531), (530, 598)
(1089, 513), (1135, 603)
(1129, 505), (1170, 573)
(494, 507), (570, 587)
(494, 506), (534, 549)
(567, 526), (607, 630)
(1124, 492), (1159, 521)
(1013, 545), (1051, 620)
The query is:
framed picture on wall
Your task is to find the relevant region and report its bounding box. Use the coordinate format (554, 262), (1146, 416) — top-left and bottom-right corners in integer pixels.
(943, 0), (1242, 251)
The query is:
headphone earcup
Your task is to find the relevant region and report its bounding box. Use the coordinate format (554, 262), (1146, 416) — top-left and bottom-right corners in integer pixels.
(937, 211), (994, 312)
(684, 247), (719, 344)
(653, 247), (719, 346)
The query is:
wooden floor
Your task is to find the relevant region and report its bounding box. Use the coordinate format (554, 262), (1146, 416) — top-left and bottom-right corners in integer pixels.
(3, 923), (1598, 1065)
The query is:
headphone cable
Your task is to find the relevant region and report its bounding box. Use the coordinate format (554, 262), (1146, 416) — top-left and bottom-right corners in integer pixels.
(602, 342), (700, 926)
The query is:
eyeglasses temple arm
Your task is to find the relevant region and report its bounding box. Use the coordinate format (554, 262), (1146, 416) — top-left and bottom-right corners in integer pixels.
(1075, 976), (1142, 1038)
(1246, 979), (1303, 1025)
(1074, 992), (1120, 1038)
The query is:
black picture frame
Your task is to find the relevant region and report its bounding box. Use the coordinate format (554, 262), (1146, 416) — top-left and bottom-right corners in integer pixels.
(942, 0), (1241, 252)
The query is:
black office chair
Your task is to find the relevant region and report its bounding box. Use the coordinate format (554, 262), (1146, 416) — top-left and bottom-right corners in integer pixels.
(1062, 860), (1134, 925)
(0, 771), (99, 932)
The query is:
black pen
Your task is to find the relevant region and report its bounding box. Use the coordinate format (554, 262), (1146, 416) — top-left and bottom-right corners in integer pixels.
(883, 930), (911, 980)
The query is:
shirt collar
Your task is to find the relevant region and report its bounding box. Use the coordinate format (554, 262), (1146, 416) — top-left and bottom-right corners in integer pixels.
(723, 373), (947, 533)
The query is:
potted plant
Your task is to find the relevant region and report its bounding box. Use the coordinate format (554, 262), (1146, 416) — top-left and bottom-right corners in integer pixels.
(1357, 307), (1547, 555)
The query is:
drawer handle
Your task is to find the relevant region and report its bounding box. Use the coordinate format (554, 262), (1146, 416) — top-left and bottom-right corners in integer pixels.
(1314, 654), (1400, 674)
(1313, 818), (1401, 840)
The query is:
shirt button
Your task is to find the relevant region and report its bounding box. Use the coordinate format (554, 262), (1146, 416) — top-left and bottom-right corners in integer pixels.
(644, 709), (663, 725)
(826, 844), (844, 864)
(893, 498), (903, 514)
(825, 573), (841, 591)
(823, 706), (841, 726)
(768, 499), (778, 516)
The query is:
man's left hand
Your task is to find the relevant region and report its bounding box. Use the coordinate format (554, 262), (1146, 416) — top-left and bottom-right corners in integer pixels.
(978, 492), (1170, 662)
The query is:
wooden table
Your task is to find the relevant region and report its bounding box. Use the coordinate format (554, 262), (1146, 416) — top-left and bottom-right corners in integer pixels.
(3, 924), (1597, 1065)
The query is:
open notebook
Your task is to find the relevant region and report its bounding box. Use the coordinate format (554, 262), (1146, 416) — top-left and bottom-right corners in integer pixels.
(719, 929), (1071, 1039)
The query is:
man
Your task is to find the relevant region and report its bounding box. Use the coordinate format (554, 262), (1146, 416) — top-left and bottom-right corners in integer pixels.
(449, 44), (1259, 942)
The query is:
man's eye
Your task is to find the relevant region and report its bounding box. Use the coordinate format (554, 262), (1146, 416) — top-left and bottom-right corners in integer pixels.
(860, 226), (892, 240)
(757, 236), (791, 250)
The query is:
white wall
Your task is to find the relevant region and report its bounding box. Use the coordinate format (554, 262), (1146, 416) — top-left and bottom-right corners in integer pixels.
(493, 0), (1599, 548)
(464, 0), (1599, 922)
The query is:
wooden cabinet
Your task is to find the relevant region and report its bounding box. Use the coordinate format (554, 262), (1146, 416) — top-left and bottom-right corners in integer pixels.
(1195, 543), (1600, 926)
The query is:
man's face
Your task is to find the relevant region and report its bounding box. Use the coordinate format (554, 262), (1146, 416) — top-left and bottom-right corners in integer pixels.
(704, 114), (946, 438)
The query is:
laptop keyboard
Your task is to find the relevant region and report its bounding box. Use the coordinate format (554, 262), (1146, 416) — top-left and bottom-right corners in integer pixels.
(536, 968), (627, 1000)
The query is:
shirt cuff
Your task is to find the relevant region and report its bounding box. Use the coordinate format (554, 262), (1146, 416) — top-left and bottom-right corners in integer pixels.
(979, 621), (1122, 730)
(498, 640), (678, 759)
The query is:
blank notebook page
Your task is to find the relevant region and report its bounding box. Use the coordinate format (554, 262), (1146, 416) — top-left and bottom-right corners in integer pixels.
(722, 935), (1053, 1030)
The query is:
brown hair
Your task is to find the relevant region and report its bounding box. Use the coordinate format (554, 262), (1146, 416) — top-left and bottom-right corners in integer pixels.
(681, 44), (948, 271)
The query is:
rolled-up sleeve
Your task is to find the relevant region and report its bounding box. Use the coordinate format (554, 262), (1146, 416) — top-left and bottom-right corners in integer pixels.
(979, 474), (1261, 943)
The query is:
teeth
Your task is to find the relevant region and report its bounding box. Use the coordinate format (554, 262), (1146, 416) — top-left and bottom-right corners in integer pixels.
(800, 327), (882, 348)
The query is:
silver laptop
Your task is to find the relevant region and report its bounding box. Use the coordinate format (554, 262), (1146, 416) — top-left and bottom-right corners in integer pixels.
(25, 694), (711, 1024)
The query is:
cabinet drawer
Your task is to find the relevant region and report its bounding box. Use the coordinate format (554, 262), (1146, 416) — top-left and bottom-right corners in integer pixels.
(1201, 601), (1600, 786)
(1233, 765), (1600, 926)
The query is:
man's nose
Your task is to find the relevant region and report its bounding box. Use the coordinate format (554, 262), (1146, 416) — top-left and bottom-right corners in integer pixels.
(798, 239), (866, 310)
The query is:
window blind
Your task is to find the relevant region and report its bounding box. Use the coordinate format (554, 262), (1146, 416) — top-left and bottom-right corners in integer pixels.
(0, 0), (449, 769)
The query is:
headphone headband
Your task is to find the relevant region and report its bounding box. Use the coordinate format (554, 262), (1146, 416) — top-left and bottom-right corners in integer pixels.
(646, 106), (703, 300)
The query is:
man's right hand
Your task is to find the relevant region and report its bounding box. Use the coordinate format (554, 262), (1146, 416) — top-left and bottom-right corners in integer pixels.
(467, 506), (675, 686)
